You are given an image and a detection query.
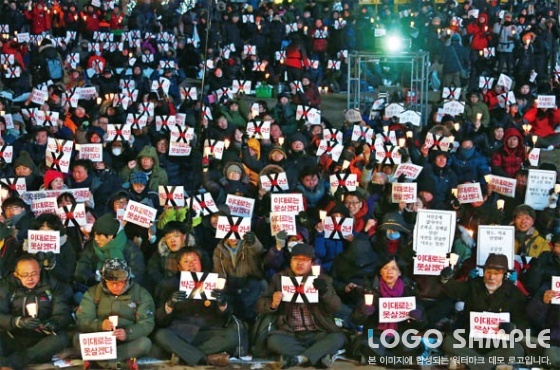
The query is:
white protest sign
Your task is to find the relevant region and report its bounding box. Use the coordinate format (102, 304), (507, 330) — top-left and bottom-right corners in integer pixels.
(281, 276), (318, 303)
(497, 74), (512, 92)
(394, 163), (423, 180)
(384, 103), (404, 118)
(375, 145), (402, 165)
(413, 209), (456, 255)
(27, 230), (60, 254)
(22, 188), (90, 205)
(260, 172), (289, 192)
(30, 88), (49, 105)
(0, 177), (26, 195)
(477, 225), (515, 270)
(414, 254), (448, 276)
(188, 193), (219, 216)
(78, 144), (103, 162)
(215, 216), (251, 239)
(379, 297), (416, 323)
(203, 140), (225, 160)
(487, 175), (516, 198)
(528, 148), (540, 167)
(296, 105), (321, 125)
(424, 132), (452, 152)
(399, 110), (421, 126)
(442, 100), (465, 116)
(123, 200), (157, 228)
(0, 145), (13, 164)
(525, 169), (557, 210)
(179, 272), (218, 299)
(270, 213), (297, 236)
(158, 186), (185, 207)
(329, 173), (357, 194)
(45, 151), (72, 173)
(442, 87), (462, 100)
(270, 193), (304, 213)
(391, 182), (417, 203)
(323, 129), (343, 143)
(323, 217), (353, 239)
(351, 125), (374, 144)
(31, 197), (58, 216)
(537, 95), (556, 109)
(57, 203), (87, 227)
(226, 194), (255, 218)
(552, 276), (560, 305)
(106, 124), (132, 141)
(79, 332), (117, 361)
(246, 121), (271, 140)
(470, 312), (510, 339)
(169, 141), (192, 156)
(467, 9), (479, 18)
(457, 182), (484, 204)
(316, 140), (343, 161)
(47, 138), (74, 154)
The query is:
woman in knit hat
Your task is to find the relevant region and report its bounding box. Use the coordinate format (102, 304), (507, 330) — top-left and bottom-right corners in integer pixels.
(40, 169), (67, 190)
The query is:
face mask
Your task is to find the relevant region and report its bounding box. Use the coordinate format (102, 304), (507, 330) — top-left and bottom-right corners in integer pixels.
(386, 231), (401, 241)
(287, 241), (299, 251)
(458, 147), (475, 159)
(370, 183), (384, 194)
(112, 148), (122, 156)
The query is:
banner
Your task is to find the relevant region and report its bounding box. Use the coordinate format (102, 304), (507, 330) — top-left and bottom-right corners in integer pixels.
(22, 188), (90, 206)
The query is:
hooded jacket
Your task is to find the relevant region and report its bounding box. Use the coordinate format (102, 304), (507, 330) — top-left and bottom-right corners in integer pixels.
(491, 128), (526, 178)
(120, 145), (169, 192)
(466, 13), (493, 50)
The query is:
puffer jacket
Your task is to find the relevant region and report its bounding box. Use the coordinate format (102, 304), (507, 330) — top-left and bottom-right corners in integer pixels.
(212, 238), (264, 281)
(491, 128), (525, 178)
(120, 145), (169, 192)
(466, 13), (493, 51)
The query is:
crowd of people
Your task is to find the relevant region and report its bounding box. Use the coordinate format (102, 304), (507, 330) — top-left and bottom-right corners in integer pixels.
(0, 0), (558, 369)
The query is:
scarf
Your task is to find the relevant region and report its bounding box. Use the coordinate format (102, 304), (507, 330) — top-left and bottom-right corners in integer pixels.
(93, 230), (126, 270)
(377, 277), (405, 335)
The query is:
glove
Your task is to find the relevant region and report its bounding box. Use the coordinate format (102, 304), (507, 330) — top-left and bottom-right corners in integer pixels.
(508, 270), (518, 283)
(43, 252), (57, 270)
(469, 268), (480, 279)
(211, 289), (227, 305)
(498, 322), (516, 334)
(17, 317), (41, 330)
(166, 290), (187, 308)
(275, 230), (288, 241)
(313, 278), (328, 295)
(548, 192), (558, 209)
(242, 133), (250, 145)
(440, 267), (455, 283)
(243, 232), (256, 245)
(365, 155), (377, 170)
(297, 211), (308, 225)
(41, 319), (59, 332)
(408, 309), (423, 321)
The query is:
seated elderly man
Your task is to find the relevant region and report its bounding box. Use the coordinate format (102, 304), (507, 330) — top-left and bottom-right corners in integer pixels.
(440, 254), (528, 370)
(257, 243), (346, 368)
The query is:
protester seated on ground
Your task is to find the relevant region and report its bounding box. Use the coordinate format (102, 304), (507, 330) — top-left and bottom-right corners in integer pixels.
(512, 204), (551, 259)
(491, 128), (526, 178)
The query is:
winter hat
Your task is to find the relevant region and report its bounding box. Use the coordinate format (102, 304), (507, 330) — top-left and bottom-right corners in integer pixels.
(101, 258), (131, 281)
(247, 138), (261, 158)
(93, 214), (120, 237)
(513, 204), (536, 220)
(225, 162), (244, 178)
(378, 211), (411, 234)
(344, 108), (362, 123)
(329, 204), (350, 218)
(130, 171), (148, 185)
(451, 34), (461, 43)
(480, 253), (509, 271)
(14, 151), (35, 171)
(269, 146), (286, 159)
(291, 243), (315, 259)
(43, 169), (64, 188)
(289, 131), (308, 146)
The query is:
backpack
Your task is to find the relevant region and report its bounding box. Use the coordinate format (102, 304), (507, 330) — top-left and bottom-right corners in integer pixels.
(46, 57), (63, 80)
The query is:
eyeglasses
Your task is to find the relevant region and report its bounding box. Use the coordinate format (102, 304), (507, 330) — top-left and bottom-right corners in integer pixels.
(292, 257), (312, 263)
(344, 201), (361, 206)
(16, 271), (40, 279)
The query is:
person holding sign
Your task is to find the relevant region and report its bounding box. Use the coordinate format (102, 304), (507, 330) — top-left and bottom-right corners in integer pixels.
(512, 204), (550, 258)
(0, 256), (71, 369)
(523, 100), (560, 148)
(416, 151), (459, 210)
(119, 145), (169, 192)
(153, 247), (244, 367)
(257, 243), (346, 368)
(440, 254), (529, 368)
(75, 258), (155, 369)
(2, 197), (34, 242)
(351, 256), (425, 364)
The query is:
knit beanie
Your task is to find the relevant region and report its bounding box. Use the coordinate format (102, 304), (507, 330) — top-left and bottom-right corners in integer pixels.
(14, 151), (35, 170)
(93, 214), (120, 237)
(130, 171), (148, 185)
(43, 169), (64, 188)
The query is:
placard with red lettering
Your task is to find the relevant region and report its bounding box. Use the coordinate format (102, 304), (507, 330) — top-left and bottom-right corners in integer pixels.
(126, 113), (147, 129)
(323, 217), (353, 239)
(374, 131), (397, 150)
(31, 197), (58, 216)
(413, 254), (448, 276)
(527, 148), (540, 167)
(179, 272), (219, 300)
(469, 312), (510, 339)
(215, 216), (251, 239)
(394, 163), (423, 180)
(525, 169), (557, 210)
(158, 186), (185, 207)
(477, 225), (514, 270)
(552, 276), (560, 305)
(424, 132), (452, 152)
(79, 332), (117, 361)
(413, 209), (456, 255)
(457, 183), (483, 204)
(379, 297), (416, 323)
(270, 212), (297, 236)
(27, 230), (60, 254)
(203, 139), (225, 160)
(34, 110), (60, 127)
(123, 200), (157, 228)
(281, 276), (318, 303)
(169, 141), (192, 156)
(30, 88), (49, 105)
(270, 193), (304, 214)
(329, 173), (357, 194)
(77, 144), (103, 162)
(537, 95), (556, 109)
(22, 188), (91, 206)
(0, 177), (26, 196)
(323, 128), (343, 143)
(316, 140), (343, 162)
(0, 145), (13, 164)
(226, 194), (255, 218)
(56, 203), (87, 227)
(188, 193), (219, 216)
(45, 151), (72, 173)
(398, 110), (421, 127)
(375, 145), (401, 165)
(47, 138), (74, 155)
(487, 175), (516, 198)
(350, 125), (374, 144)
(497, 74), (513, 92)
(260, 172), (289, 192)
(246, 120), (271, 140)
(106, 124), (132, 141)
(391, 182), (417, 203)
(296, 105), (321, 125)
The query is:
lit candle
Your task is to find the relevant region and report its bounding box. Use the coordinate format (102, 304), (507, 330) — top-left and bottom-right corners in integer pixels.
(522, 123), (532, 132)
(449, 253), (460, 268)
(511, 29), (516, 35)
(398, 138), (405, 147)
(451, 188), (458, 197)
(532, 135), (538, 145)
(324, 86), (329, 94)
(319, 210), (327, 220)
(410, 21), (414, 28)
(312, 265), (321, 276)
(476, 113), (482, 121)
(382, 125), (388, 133)
(216, 278), (226, 290)
(224, 138), (230, 149)
(448, 135), (454, 143)
(497, 199), (505, 211)
(278, 136), (284, 146)
(406, 131), (413, 139)
(555, 184), (560, 194)
(484, 174), (492, 184)
(453, 122), (460, 131)
(342, 160), (350, 170)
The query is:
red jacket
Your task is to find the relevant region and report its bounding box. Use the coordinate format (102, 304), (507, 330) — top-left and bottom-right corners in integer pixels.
(24, 6), (52, 34)
(82, 10), (101, 32)
(523, 107), (560, 138)
(466, 13), (492, 50)
(284, 42), (309, 70)
(491, 128), (526, 178)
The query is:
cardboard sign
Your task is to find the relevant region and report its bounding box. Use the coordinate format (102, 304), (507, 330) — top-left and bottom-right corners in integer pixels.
(77, 144), (103, 162)
(106, 124), (132, 141)
(469, 312), (510, 339)
(528, 148), (540, 167)
(487, 175), (516, 198)
(22, 188), (90, 206)
(525, 169), (557, 210)
(552, 276), (560, 305)
(457, 182), (484, 204)
(57, 203), (87, 227)
(537, 95), (556, 109)
(477, 225), (515, 269)
(0, 177), (26, 195)
(281, 276), (318, 303)
(203, 139), (225, 160)
(123, 200), (157, 228)
(260, 172), (289, 192)
(413, 254), (448, 276)
(215, 216), (251, 239)
(379, 297), (416, 323)
(79, 332), (117, 361)
(270, 212), (297, 236)
(270, 193), (304, 213)
(158, 186), (185, 207)
(226, 194), (255, 218)
(246, 120), (271, 140)
(391, 182), (417, 203)
(27, 230), (60, 254)
(394, 163), (423, 180)
(188, 193), (219, 216)
(30, 88), (49, 105)
(316, 140), (343, 162)
(329, 173), (357, 194)
(413, 209), (456, 255)
(323, 217), (353, 239)
(31, 196), (58, 216)
(296, 105), (321, 125)
(351, 125), (374, 144)
(179, 272), (219, 299)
